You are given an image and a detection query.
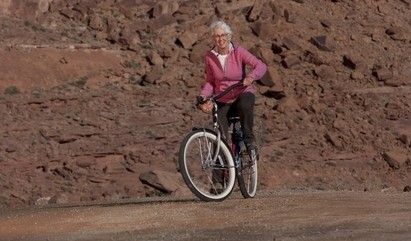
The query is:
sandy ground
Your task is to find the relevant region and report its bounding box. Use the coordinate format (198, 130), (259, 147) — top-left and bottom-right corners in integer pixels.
(0, 191), (410, 241)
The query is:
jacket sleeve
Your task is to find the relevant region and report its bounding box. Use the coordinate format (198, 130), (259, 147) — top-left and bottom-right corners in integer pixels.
(239, 47), (267, 80)
(200, 56), (215, 97)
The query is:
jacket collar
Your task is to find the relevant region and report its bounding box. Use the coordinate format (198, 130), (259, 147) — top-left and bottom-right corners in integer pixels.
(210, 42), (234, 56)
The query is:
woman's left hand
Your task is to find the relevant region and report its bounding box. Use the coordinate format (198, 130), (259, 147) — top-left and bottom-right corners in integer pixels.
(243, 77), (254, 86)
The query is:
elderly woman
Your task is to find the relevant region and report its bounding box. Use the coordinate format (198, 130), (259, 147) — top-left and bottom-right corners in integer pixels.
(199, 20), (267, 156)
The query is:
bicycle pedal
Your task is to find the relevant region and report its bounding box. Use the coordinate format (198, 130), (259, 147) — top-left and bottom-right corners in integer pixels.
(249, 149), (259, 162)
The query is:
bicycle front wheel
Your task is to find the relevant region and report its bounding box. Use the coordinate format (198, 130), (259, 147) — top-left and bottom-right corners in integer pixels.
(237, 149), (258, 198)
(179, 129), (235, 201)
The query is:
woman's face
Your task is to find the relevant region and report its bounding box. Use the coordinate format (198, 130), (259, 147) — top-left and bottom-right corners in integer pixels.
(212, 28), (229, 50)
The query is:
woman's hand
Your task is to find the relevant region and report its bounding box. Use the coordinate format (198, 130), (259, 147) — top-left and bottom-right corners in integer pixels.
(199, 100), (213, 114)
(243, 76), (254, 86)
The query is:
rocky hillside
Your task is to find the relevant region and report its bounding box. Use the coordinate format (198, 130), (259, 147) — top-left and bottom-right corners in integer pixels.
(0, 0), (410, 208)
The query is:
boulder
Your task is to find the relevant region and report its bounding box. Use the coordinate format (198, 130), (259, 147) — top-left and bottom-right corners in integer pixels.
(333, 118), (348, 131)
(343, 55), (360, 70)
(324, 132), (343, 148)
(139, 169), (182, 194)
(310, 35), (336, 52)
(151, 1), (179, 18)
(247, 0), (264, 22)
(314, 65), (337, 81)
(275, 96), (300, 113)
(75, 157), (96, 168)
(249, 1), (278, 36)
(385, 26), (408, 41)
(320, 19), (332, 28)
(2, 0), (53, 18)
(0, 0), (11, 15)
(350, 71), (364, 80)
(119, 25), (141, 50)
(143, 66), (164, 85)
(89, 14), (106, 31)
(384, 77), (406, 87)
(250, 20), (277, 40)
(284, 9), (296, 23)
(149, 15), (175, 31)
(304, 51), (325, 66)
(282, 37), (300, 50)
(49, 193), (69, 205)
(106, 18), (121, 43)
(373, 67), (393, 81)
(399, 133), (410, 146)
(382, 151), (408, 169)
(35, 196), (51, 206)
(148, 51), (164, 66)
(177, 31), (198, 49)
(282, 54), (301, 68)
(190, 43), (207, 64)
(38, 0), (52, 14)
(260, 65), (283, 91)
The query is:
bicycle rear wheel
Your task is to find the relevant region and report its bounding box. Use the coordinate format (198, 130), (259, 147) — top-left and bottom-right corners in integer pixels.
(179, 129), (235, 201)
(237, 149), (258, 198)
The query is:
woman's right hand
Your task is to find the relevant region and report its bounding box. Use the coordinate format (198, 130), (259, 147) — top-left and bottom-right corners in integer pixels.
(199, 100), (213, 114)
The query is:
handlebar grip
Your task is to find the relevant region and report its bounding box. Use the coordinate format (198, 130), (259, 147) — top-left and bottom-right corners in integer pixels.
(196, 96), (207, 106)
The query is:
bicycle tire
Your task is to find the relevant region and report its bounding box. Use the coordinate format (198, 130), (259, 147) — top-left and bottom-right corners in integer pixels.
(237, 149), (258, 198)
(179, 129), (236, 201)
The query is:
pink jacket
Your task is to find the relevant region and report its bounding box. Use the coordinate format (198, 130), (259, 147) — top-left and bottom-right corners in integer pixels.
(201, 43), (267, 103)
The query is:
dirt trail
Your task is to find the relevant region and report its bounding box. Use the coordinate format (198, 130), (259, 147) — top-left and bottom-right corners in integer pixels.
(1, 191), (410, 241)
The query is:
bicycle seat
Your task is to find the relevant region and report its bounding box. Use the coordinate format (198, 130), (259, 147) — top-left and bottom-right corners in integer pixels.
(227, 108), (240, 123)
(225, 106), (240, 124)
(228, 116), (240, 124)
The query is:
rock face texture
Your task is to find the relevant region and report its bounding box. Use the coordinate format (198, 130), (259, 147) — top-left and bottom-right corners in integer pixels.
(0, 0), (410, 207)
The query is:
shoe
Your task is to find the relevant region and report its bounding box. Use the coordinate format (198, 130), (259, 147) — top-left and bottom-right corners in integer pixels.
(248, 149), (259, 163)
(250, 148), (258, 160)
(245, 144), (259, 162)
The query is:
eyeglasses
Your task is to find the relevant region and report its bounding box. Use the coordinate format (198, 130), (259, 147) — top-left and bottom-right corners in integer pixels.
(213, 33), (228, 39)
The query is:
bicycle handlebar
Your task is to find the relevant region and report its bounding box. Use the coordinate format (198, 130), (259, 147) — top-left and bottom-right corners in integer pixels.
(213, 82), (245, 101)
(196, 82), (245, 106)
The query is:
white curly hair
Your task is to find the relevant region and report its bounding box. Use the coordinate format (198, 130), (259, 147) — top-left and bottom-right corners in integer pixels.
(209, 20), (233, 40)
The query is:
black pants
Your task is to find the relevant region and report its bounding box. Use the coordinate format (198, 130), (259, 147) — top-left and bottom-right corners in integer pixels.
(217, 92), (256, 150)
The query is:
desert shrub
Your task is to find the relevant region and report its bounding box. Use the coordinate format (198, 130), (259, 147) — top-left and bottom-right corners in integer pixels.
(4, 86), (20, 95)
(31, 89), (43, 98)
(71, 76), (88, 88)
(122, 60), (140, 69)
(24, 20), (46, 32)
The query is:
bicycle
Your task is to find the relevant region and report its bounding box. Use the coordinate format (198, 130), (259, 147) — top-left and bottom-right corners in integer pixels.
(178, 82), (258, 201)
